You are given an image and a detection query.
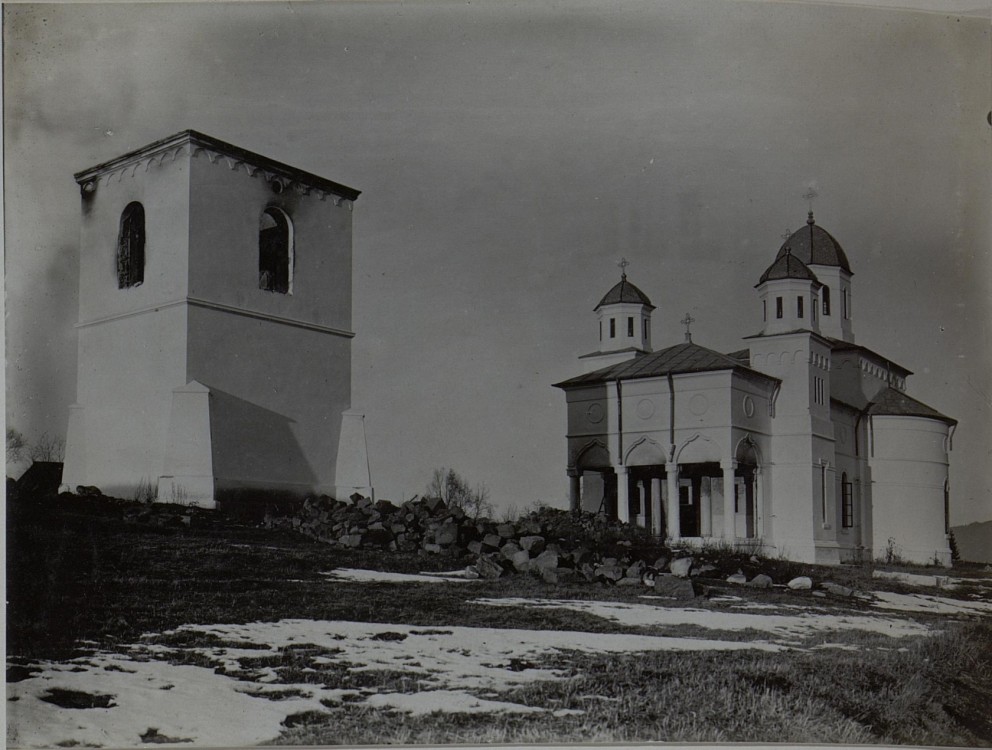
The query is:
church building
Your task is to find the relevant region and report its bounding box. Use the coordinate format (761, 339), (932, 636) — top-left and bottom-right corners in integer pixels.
(554, 211), (956, 566)
(60, 131), (373, 508)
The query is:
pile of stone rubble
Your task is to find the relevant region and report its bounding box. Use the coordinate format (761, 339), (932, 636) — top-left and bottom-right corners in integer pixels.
(260, 494), (861, 598)
(263, 494), (696, 588)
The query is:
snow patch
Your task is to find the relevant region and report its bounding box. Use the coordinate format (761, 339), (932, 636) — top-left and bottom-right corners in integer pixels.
(870, 591), (992, 615)
(872, 570), (958, 589)
(7, 617), (782, 748)
(475, 597), (933, 641)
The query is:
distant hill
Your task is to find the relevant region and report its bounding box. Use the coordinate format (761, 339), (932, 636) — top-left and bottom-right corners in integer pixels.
(951, 520), (992, 564)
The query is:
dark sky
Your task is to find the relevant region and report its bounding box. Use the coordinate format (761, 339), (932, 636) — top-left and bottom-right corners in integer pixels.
(4, 0), (990, 524)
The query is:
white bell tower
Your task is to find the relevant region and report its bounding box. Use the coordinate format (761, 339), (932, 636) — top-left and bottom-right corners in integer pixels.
(578, 258), (654, 373)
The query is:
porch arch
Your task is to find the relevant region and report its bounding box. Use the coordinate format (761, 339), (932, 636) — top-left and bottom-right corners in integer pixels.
(675, 433), (721, 465)
(571, 438), (612, 471)
(734, 434), (762, 468)
(624, 436), (667, 466)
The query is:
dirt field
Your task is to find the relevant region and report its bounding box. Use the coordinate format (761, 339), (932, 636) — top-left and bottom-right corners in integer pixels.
(7, 495), (992, 747)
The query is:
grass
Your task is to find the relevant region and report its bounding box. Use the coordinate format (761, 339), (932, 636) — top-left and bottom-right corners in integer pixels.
(271, 622), (992, 746)
(8, 493), (992, 746)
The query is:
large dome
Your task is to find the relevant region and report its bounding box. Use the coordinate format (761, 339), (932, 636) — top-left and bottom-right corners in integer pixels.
(775, 213), (852, 274)
(595, 274), (654, 311)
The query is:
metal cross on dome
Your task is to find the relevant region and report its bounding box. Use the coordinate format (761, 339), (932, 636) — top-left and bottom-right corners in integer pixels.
(617, 257), (630, 277)
(803, 187), (818, 223)
(681, 312), (695, 343)
(781, 228), (792, 253)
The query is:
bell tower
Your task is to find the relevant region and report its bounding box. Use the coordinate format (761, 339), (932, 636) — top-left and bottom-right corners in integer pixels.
(578, 258), (654, 373)
(60, 130), (372, 507)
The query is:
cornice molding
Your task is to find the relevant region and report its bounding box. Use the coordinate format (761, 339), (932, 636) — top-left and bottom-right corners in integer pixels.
(74, 130), (360, 207)
(75, 296), (356, 339)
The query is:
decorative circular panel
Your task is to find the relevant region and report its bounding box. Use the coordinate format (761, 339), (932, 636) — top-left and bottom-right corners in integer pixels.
(586, 403), (604, 424)
(689, 394), (709, 416)
(742, 395), (755, 418)
(636, 399), (656, 420)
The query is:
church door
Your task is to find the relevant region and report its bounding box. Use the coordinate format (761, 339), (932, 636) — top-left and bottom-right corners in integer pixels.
(679, 479), (701, 537)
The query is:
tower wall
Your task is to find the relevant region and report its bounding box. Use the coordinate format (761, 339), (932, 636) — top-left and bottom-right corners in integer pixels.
(756, 278), (820, 337)
(62, 305), (188, 499)
(595, 301), (652, 354)
(748, 332), (835, 562)
(185, 304), (352, 498)
(182, 147), (355, 502)
(76, 151), (192, 324)
(62, 146), (193, 499)
(808, 265), (853, 343)
(186, 151), (353, 331)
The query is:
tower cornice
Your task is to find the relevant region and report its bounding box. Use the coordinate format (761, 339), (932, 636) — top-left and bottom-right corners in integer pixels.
(73, 130), (361, 203)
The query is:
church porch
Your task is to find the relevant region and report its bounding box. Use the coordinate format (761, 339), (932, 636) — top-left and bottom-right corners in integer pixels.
(568, 459), (763, 547)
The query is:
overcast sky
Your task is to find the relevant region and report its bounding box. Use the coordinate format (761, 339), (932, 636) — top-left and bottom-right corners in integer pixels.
(4, 0), (990, 525)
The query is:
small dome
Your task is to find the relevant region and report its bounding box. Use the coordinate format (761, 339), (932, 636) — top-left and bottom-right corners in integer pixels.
(595, 274), (654, 311)
(757, 249), (820, 286)
(775, 213), (852, 273)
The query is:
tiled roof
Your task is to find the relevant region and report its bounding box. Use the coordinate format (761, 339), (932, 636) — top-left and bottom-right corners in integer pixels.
(868, 387), (956, 425)
(553, 342), (778, 388)
(775, 215), (852, 274)
(595, 275), (654, 311)
(757, 251), (820, 285)
(725, 348), (751, 364)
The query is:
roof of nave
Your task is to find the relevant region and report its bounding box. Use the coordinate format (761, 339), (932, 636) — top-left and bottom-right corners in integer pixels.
(553, 341), (779, 389)
(774, 213), (852, 274)
(595, 274), (655, 311)
(826, 338), (913, 378)
(868, 387), (957, 425)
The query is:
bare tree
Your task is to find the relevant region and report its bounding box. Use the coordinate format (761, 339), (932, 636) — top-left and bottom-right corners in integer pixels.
(6, 428), (27, 464)
(425, 467), (494, 521)
(30, 432), (66, 462)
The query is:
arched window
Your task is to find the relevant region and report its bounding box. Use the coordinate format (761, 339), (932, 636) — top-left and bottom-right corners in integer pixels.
(822, 286), (831, 316)
(117, 202), (145, 288)
(258, 207), (293, 294)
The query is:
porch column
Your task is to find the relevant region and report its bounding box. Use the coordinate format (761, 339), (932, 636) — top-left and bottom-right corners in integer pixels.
(665, 462), (680, 541)
(721, 459), (737, 540)
(651, 477), (663, 536)
(753, 467), (763, 539)
(567, 469), (580, 512)
(616, 465), (630, 524)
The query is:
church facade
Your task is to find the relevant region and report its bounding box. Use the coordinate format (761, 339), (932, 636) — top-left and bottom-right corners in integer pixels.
(60, 131), (373, 508)
(554, 214), (956, 566)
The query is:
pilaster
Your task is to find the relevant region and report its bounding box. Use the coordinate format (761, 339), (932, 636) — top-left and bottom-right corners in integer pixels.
(721, 459), (737, 540)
